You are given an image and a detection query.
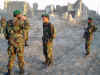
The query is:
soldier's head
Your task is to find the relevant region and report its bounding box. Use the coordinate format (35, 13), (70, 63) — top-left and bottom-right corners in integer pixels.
(41, 14), (49, 23)
(88, 17), (93, 23)
(13, 10), (22, 19)
(88, 17), (93, 26)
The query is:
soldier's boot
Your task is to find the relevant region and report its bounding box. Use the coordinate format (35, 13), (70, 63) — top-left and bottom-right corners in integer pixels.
(42, 57), (49, 65)
(47, 58), (53, 67)
(45, 58), (49, 65)
(5, 69), (12, 75)
(50, 59), (53, 65)
(25, 41), (29, 47)
(19, 68), (24, 74)
(85, 49), (90, 56)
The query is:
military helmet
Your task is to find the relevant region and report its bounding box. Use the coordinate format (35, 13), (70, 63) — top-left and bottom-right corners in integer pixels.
(13, 10), (21, 17)
(41, 14), (49, 19)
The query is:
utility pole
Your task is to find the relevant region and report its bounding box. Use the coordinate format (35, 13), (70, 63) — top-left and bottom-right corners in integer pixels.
(49, 0), (55, 16)
(4, 0), (9, 9)
(96, 0), (99, 14)
(80, 0), (82, 14)
(77, 0), (82, 17)
(23, 0), (28, 15)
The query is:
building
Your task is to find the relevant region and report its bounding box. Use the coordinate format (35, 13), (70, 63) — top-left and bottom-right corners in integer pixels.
(45, 5), (55, 15)
(6, 1), (32, 18)
(33, 3), (38, 15)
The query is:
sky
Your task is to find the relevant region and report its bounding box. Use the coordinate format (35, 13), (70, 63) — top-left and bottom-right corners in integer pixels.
(0, 0), (100, 14)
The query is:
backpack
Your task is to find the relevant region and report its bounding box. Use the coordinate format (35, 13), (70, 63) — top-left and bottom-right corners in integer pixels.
(5, 20), (13, 39)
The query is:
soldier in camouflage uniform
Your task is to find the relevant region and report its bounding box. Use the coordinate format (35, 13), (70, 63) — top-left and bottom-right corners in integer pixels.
(42, 14), (56, 66)
(0, 16), (7, 38)
(0, 16), (6, 30)
(83, 17), (97, 56)
(5, 10), (29, 75)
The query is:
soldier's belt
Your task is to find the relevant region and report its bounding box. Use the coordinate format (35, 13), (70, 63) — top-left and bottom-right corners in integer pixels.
(16, 34), (23, 38)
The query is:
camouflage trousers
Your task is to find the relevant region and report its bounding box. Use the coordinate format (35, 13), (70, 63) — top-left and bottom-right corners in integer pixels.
(24, 32), (29, 41)
(8, 45), (24, 71)
(85, 34), (93, 54)
(0, 27), (5, 39)
(43, 40), (53, 64)
(85, 39), (91, 54)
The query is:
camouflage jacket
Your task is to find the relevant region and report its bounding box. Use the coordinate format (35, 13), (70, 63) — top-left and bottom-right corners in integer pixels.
(83, 23), (97, 39)
(0, 18), (6, 28)
(0, 19), (7, 33)
(42, 22), (56, 41)
(23, 19), (30, 32)
(5, 18), (29, 47)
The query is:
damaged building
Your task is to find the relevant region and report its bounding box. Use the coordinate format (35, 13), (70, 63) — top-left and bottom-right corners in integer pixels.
(5, 1), (32, 18)
(55, 0), (88, 23)
(64, 0), (88, 22)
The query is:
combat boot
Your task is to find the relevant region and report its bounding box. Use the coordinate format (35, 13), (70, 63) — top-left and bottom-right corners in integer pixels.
(19, 68), (24, 75)
(42, 59), (48, 65)
(5, 69), (12, 75)
(47, 59), (53, 67)
(85, 50), (90, 56)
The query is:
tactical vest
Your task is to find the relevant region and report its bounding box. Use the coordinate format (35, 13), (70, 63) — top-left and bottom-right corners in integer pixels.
(5, 20), (13, 39)
(43, 22), (53, 40)
(84, 24), (96, 39)
(6, 20), (24, 40)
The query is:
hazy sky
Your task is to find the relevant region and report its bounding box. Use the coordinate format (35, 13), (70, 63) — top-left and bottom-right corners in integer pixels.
(0, 0), (100, 14)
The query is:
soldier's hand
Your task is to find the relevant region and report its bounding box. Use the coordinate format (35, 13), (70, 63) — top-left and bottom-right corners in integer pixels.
(49, 38), (53, 41)
(21, 16), (27, 21)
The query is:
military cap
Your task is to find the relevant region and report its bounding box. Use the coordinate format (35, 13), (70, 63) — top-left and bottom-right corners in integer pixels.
(41, 14), (49, 19)
(13, 10), (21, 17)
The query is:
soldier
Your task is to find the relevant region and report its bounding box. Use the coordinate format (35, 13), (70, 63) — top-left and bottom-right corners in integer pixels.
(42, 14), (56, 66)
(0, 16), (6, 38)
(83, 17), (97, 56)
(22, 15), (30, 46)
(5, 10), (29, 75)
(0, 16), (6, 29)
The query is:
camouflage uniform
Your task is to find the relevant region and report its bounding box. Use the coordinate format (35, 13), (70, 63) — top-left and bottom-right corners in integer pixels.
(0, 17), (6, 38)
(23, 19), (30, 46)
(5, 17), (29, 72)
(0, 16), (6, 29)
(42, 22), (56, 66)
(84, 18), (97, 55)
